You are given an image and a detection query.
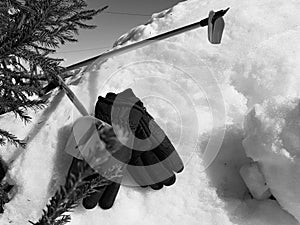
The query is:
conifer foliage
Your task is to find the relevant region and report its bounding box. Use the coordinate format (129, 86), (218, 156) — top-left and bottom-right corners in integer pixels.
(0, 0), (107, 147)
(30, 126), (124, 225)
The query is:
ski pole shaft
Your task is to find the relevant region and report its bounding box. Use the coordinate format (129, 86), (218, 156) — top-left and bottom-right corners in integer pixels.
(56, 75), (89, 116)
(94, 8), (229, 60)
(67, 7), (229, 71)
(48, 7), (229, 116)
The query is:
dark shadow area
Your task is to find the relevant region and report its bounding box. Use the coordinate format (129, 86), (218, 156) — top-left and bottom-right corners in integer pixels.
(0, 158), (7, 182)
(46, 123), (74, 198)
(200, 125), (252, 200)
(0, 158), (9, 213)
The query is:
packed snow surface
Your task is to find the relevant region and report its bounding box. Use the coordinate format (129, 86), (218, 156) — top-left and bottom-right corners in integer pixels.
(1, 0), (300, 224)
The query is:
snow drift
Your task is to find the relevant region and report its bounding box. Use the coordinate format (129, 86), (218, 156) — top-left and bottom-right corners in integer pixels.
(1, 0), (300, 224)
(243, 97), (300, 223)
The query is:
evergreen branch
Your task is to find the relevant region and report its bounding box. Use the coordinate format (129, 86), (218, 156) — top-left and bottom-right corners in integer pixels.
(30, 127), (125, 225)
(0, 128), (25, 148)
(0, 97), (46, 123)
(0, 9), (105, 219)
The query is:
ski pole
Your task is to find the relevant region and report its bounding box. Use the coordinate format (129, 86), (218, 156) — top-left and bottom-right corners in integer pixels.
(87, 7), (230, 64)
(55, 75), (89, 116)
(67, 7), (230, 71)
(49, 7), (229, 116)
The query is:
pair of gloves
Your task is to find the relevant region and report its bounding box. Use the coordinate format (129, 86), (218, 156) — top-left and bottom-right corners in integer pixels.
(66, 88), (184, 210)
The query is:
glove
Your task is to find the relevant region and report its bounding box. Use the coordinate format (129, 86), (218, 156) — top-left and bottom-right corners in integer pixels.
(67, 88), (184, 210)
(66, 119), (132, 210)
(95, 88), (184, 190)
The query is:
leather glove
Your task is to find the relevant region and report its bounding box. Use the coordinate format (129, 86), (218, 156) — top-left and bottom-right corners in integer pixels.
(95, 88), (184, 190)
(66, 88), (184, 210)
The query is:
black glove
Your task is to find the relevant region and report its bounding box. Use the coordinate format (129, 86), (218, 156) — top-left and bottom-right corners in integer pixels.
(95, 88), (184, 189)
(66, 125), (132, 210)
(67, 88), (184, 210)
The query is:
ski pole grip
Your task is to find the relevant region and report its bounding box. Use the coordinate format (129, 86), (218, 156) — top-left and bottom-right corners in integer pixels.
(200, 7), (230, 26)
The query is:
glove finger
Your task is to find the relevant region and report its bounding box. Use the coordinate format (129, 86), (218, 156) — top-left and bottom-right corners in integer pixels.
(82, 186), (106, 209)
(67, 157), (95, 182)
(127, 156), (153, 188)
(140, 151), (175, 188)
(164, 174), (176, 186)
(140, 119), (184, 173)
(68, 157), (102, 185)
(98, 180), (122, 209)
(153, 143), (184, 174)
(66, 157), (82, 179)
(149, 182), (163, 190)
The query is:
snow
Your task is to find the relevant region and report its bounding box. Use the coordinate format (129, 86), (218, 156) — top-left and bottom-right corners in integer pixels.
(240, 162), (271, 200)
(243, 98), (300, 222)
(1, 0), (300, 224)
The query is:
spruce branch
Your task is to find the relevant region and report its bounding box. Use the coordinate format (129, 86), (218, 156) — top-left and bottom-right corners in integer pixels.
(0, 0), (107, 148)
(0, 128), (25, 148)
(30, 126), (125, 225)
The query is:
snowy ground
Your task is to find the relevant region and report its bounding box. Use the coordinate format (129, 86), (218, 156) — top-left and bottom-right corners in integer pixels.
(1, 0), (300, 224)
